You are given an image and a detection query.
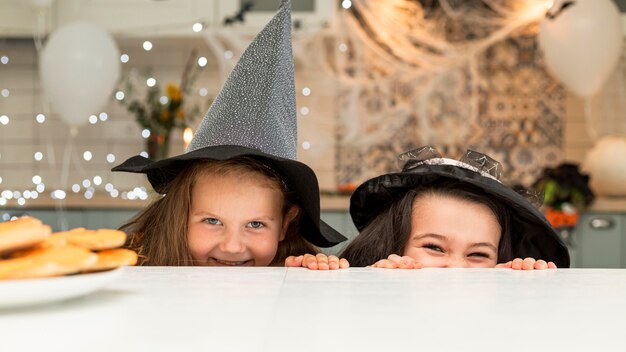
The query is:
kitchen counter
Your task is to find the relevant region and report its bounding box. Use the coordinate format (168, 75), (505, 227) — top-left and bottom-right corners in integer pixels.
(588, 197), (626, 212)
(1, 266), (624, 351)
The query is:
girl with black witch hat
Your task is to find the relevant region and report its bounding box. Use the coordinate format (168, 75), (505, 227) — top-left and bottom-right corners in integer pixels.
(340, 146), (570, 270)
(112, 1), (347, 269)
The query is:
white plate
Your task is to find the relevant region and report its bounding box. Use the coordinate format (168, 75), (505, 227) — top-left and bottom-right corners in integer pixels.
(0, 267), (124, 309)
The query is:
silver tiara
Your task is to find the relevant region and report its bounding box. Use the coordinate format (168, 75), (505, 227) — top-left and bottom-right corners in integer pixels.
(398, 145), (503, 182)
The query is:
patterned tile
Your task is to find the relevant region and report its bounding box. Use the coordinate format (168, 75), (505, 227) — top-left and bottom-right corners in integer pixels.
(336, 34), (564, 188)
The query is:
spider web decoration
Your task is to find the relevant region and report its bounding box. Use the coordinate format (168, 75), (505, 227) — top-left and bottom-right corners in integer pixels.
(297, 0), (564, 187)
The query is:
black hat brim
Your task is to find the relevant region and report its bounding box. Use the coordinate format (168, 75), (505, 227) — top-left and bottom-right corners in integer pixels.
(350, 164), (570, 267)
(112, 145), (346, 247)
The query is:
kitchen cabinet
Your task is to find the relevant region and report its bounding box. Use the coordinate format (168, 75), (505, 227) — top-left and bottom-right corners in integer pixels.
(574, 212), (626, 268)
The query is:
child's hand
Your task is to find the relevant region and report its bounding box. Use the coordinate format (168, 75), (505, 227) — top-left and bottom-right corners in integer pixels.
(285, 253), (349, 270)
(369, 254), (422, 269)
(495, 257), (557, 270)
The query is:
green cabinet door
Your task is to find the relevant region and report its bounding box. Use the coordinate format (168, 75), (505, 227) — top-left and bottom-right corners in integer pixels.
(576, 213), (623, 268)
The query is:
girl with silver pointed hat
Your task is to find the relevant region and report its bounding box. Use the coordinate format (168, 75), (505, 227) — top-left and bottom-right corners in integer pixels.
(340, 146), (570, 270)
(112, 0), (348, 268)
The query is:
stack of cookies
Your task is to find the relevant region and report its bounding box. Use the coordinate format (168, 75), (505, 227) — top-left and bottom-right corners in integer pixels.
(0, 216), (137, 280)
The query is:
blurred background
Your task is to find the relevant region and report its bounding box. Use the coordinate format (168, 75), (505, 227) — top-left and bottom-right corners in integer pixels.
(1, 0), (626, 267)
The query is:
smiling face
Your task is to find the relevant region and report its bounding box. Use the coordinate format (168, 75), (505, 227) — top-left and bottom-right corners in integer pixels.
(187, 169), (296, 267)
(403, 194), (501, 268)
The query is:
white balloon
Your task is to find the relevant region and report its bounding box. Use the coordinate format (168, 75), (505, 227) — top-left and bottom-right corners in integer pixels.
(538, 0), (623, 97)
(40, 22), (120, 127)
(582, 136), (626, 196)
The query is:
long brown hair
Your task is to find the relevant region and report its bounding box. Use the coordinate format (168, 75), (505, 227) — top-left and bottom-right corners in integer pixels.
(121, 157), (318, 266)
(340, 180), (513, 267)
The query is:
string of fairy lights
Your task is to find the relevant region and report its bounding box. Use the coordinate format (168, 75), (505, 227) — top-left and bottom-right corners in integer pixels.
(0, 1), (350, 209)
(0, 44), (180, 207)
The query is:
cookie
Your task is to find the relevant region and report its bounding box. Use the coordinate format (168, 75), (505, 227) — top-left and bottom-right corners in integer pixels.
(0, 216), (51, 255)
(40, 228), (86, 248)
(0, 246), (98, 280)
(87, 248), (138, 272)
(42, 228), (127, 251)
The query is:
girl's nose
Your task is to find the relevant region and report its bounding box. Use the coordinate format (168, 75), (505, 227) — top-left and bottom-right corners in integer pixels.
(446, 257), (469, 268)
(219, 229), (246, 254)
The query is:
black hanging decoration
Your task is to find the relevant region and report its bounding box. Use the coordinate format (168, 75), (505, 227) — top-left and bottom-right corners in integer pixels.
(223, 1), (256, 26)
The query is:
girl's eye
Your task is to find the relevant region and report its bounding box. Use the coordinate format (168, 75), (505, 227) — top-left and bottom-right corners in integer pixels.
(204, 218), (221, 225)
(247, 221), (265, 229)
(469, 252), (490, 258)
(424, 244), (444, 253)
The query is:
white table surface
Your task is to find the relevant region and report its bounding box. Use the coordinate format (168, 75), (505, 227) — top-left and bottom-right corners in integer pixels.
(1, 267), (625, 352)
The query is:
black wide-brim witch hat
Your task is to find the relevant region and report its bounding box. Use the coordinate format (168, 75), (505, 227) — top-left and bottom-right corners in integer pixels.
(112, 0), (346, 247)
(113, 145), (346, 247)
(350, 148), (570, 267)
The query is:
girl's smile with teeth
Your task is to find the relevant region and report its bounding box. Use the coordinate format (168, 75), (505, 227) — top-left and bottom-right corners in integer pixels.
(209, 258), (254, 266)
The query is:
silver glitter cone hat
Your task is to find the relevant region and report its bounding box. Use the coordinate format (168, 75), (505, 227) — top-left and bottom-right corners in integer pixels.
(187, 0), (296, 158)
(112, 0), (347, 247)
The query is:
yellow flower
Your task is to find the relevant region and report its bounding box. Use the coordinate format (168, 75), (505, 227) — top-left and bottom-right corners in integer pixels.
(167, 84), (182, 103)
(160, 110), (171, 121)
(176, 109), (185, 120)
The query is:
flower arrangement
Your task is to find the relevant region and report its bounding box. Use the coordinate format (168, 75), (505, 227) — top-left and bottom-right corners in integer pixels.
(532, 163), (595, 229)
(116, 50), (210, 160)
